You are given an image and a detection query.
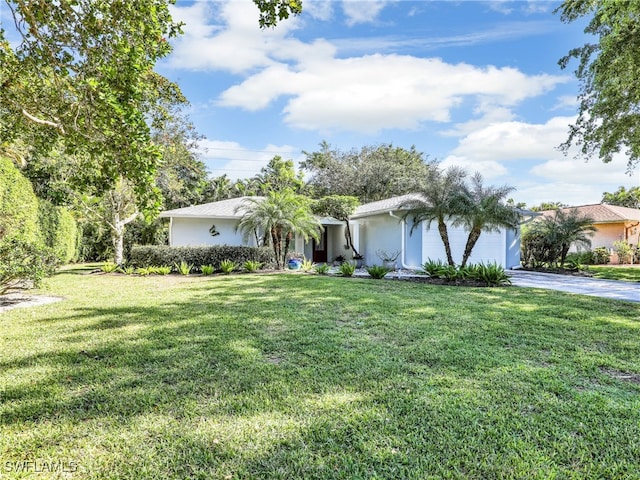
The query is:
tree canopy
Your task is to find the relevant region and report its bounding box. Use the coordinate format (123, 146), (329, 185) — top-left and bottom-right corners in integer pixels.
(1, 0), (186, 206)
(557, 1), (640, 170)
(301, 142), (433, 203)
(601, 186), (640, 209)
(402, 166), (468, 266)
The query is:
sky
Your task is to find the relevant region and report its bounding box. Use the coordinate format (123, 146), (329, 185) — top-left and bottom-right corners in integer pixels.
(154, 0), (640, 208)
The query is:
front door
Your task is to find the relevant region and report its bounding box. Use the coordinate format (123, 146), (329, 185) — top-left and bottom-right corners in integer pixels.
(312, 229), (328, 263)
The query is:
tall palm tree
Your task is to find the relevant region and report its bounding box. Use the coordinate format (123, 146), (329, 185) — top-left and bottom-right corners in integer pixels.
(455, 173), (519, 268)
(402, 166), (468, 266)
(236, 191), (322, 269)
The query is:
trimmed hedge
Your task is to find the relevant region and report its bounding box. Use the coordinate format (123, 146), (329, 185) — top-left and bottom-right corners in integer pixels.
(129, 245), (275, 271)
(38, 200), (78, 263)
(0, 156), (40, 243)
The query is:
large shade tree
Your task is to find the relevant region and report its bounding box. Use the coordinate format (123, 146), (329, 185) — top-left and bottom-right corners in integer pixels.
(557, 1), (640, 171)
(1, 0), (300, 199)
(302, 142), (433, 203)
(237, 192), (321, 269)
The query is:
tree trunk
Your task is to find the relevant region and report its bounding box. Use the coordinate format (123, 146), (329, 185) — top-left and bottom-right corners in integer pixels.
(271, 227), (282, 269)
(344, 220), (359, 256)
(114, 227), (125, 265)
(111, 210), (139, 266)
(284, 231), (293, 265)
(437, 218), (455, 266)
(461, 228), (482, 268)
(560, 244), (570, 267)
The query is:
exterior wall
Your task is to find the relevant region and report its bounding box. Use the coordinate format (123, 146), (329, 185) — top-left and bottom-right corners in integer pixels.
(422, 224), (508, 267)
(328, 224), (350, 262)
(588, 223), (626, 250)
(301, 224), (349, 263)
(404, 217), (423, 268)
(505, 227), (521, 269)
(170, 217), (253, 247)
(358, 213), (403, 266)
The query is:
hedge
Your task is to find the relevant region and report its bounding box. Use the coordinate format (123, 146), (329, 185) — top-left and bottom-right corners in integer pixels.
(38, 200), (78, 263)
(0, 156), (40, 243)
(129, 245), (276, 271)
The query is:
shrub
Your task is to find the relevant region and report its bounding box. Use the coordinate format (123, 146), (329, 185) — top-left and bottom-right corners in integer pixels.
(0, 156), (40, 243)
(38, 200), (78, 264)
(613, 240), (633, 264)
(220, 259), (236, 274)
(338, 262), (356, 277)
(129, 245), (275, 271)
(101, 262), (118, 273)
(314, 263), (330, 275)
(201, 264), (215, 276)
(154, 266), (172, 275)
(421, 258), (447, 278)
(593, 247), (611, 265)
(301, 258), (314, 272)
(474, 262), (511, 287)
(243, 260), (262, 273)
(0, 239), (57, 294)
(438, 264), (460, 281)
(176, 261), (193, 275)
(119, 265), (135, 275)
(366, 265), (391, 279)
(135, 267), (152, 276)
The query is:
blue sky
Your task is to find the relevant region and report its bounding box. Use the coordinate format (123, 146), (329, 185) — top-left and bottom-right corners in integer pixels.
(156, 0), (640, 207)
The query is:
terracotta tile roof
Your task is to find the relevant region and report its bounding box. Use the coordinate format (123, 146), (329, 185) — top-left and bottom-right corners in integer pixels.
(540, 204), (640, 224)
(159, 196), (265, 219)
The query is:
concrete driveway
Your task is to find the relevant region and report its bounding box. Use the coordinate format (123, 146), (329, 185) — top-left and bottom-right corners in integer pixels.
(508, 269), (640, 303)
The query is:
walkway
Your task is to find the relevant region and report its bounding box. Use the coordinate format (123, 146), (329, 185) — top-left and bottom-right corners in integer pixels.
(507, 269), (640, 303)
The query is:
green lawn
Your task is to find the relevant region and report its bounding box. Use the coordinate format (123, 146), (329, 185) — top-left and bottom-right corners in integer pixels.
(2, 268), (640, 479)
(589, 265), (640, 282)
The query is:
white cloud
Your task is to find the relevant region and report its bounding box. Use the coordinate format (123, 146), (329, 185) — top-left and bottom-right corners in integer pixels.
(342, 0), (389, 26)
(442, 115), (638, 206)
(304, 0), (334, 21)
(449, 116), (574, 162)
(198, 139), (303, 180)
(219, 55), (565, 134)
(440, 155), (508, 179)
(167, 0), (301, 73)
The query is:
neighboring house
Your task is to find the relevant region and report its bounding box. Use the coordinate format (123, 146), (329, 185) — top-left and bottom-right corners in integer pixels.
(160, 194), (522, 269)
(540, 204), (640, 251)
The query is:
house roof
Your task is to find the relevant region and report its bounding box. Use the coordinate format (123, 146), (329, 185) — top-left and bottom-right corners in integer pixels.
(540, 204), (640, 224)
(352, 193), (426, 219)
(159, 196), (344, 225)
(159, 196), (264, 219)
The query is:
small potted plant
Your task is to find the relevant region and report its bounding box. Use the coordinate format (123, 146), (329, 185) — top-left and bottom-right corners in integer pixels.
(353, 253), (364, 268)
(333, 255), (346, 266)
(376, 249), (400, 270)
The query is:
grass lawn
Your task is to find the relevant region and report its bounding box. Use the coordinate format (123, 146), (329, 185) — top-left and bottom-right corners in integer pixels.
(2, 267), (640, 479)
(589, 265), (640, 282)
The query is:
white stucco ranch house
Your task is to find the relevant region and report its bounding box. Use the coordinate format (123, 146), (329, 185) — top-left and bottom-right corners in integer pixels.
(159, 194), (522, 269)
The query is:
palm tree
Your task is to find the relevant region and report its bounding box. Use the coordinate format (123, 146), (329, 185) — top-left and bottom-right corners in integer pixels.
(455, 173), (519, 268)
(236, 191), (322, 269)
(402, 166), (468, 266)
(536, 208), (596, 267)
